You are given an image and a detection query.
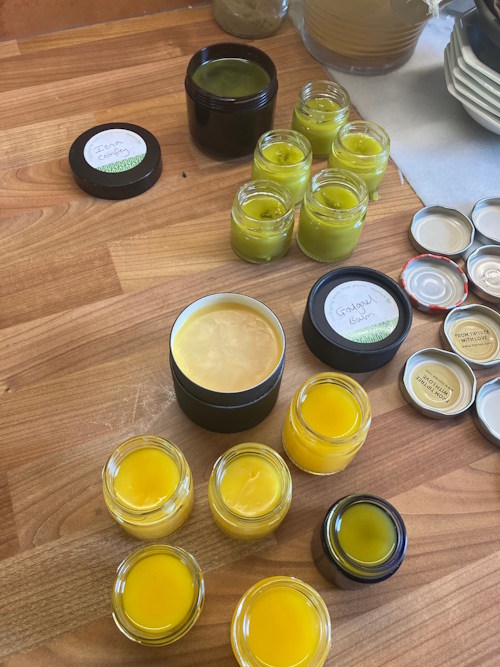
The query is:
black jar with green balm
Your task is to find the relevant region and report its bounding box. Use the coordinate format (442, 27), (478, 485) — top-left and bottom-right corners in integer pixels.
(185, 43), (278, 158)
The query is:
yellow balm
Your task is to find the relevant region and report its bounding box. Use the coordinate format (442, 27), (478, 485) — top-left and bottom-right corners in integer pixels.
(283, 372), (371, 475)
(231, 576), (331, 667)
(103, 435), (194, 539)
(292, 80), (350, 157)
(328, 120), (390, 200)
(113, 447), (180, 510)
(252, 129), (312, 205)
(112, 544), (204, 646)
(209, 443), (292, 539)
(336, 502), (397, 567)
(172, 302), (282, 392)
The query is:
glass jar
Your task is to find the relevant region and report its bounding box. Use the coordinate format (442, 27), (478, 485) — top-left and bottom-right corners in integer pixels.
(231, 576), (331, 667)
(291, 80), (350, 158)
(252, 129), (312, 206)
(208, 443), (292, 540)
(282, 372), (371, 475)
(111, 544), (205, 645)
(328, 120), (390, 201)
(302, 0), (439, 75)
(212, 0), (290, 39)
(312, 494), (407, 589)
(296, 168), (368, 263)
(102, 434), (194, 539)
(231, 180), (295, 263)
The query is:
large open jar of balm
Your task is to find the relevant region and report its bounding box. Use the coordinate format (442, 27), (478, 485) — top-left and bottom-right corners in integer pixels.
(185, 43), (277, 158)
(170, 293), (285, 432)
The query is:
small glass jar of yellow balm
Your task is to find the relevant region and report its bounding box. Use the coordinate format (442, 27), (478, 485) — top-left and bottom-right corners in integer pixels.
(282, 372), (371, 475)
(231, 576), (331, 667)
(112, 544), (205, 646)
(102, 434), (194, 539)
(231, 180), (295, 263)
(328, 120), (390, 201)
(292, 80), (350, 158)
(297, 168), (368, 263)
(252, 129), (312, 206)
(312, 494), (407, 589)
(208, 443), (292, 540)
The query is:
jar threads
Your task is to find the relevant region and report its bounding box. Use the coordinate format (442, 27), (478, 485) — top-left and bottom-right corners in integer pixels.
(292, 80), (350, 157)
(102, 434), (194, 539)
(282, 372), (371, 475)
(111, 544), (205, 645)
(208, 443), (292, 540)
(297, 167), (368, 263)
(252, 129), (313, 205)
(231, 576), (331, 667)
(231, 180), (295, 263)
(312, 494), (407, 588)
(328, 120), (390, 201)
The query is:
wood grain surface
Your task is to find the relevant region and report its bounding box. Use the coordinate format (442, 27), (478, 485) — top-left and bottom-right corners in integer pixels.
(1, 5), (499, 666)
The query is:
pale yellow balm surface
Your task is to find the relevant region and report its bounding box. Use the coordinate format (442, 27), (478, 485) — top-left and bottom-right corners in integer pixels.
(113, 447), (180, 510)
(219, 454), (281, 517)
(246, 586), (321, 667)
(173, 303), (282, 392)
(301, 382), (360, 438)
(122, 553), (195, 633)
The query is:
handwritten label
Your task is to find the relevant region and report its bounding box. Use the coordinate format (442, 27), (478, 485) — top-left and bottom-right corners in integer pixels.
(84, 129), (146, 173)
(324, 280), (399, 343)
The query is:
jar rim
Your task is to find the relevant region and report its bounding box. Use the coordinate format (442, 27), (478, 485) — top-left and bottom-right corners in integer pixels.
(305, 168), (368, 219)
(293, 372), (371, 445)
(102, 434), (191, 519)
(323, 494), (407, 582)
(112, 544), (205, 645)
(210, 443), (292, 523)
(231, 576), (331, 667)
(335, 120), (390, 159)
(233, 179), (294, 232)
(255, 129), (313, 168)
(297, 80), (350, 117)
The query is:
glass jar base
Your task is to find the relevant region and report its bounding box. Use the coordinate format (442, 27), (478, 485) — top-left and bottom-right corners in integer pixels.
(301, 27), (421, 75)
(231, 242), (289, 264)
(296, 238), (354, 264)
(282, 436), (345, 476)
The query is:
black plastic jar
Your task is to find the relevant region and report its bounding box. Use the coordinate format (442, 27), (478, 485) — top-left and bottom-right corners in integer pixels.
(185, 43), (278, 158)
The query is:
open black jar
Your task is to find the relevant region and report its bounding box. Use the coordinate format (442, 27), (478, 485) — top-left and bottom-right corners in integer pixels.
(185, 43), (278, 158)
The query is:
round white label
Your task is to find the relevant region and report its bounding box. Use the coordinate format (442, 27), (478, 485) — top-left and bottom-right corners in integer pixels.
(83, 129), (147, 173)
(324, 280), (399, 343)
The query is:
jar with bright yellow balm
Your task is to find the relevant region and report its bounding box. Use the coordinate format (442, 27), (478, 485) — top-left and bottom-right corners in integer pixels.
(282, 372), (371, 475)
(112, 544), (205, 645)
(297, 167), (368, 262)
(328, 120), (390, 201)
(231, 180), (295, 263)
(231, 576), (331, 667)
(312, 494), (407, 589)
(291, 80), (350, 158)
(102, 435), (194, 539)
(209, 443), (292, 540)
(252, 129), (312, 206)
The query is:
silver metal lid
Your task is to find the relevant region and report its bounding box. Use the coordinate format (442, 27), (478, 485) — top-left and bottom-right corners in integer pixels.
(466, 245), (500, 303)
(441, 304), (500, 369)
(473, 377), (500, 447)
(400, 254), (468, 314)
(471, 198), (500, 246)
(400, 347), (476, 419)
(409, 206), (474, 258)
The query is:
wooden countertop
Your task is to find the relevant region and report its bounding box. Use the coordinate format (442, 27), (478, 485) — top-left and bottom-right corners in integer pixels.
(1, 6), (499, 666)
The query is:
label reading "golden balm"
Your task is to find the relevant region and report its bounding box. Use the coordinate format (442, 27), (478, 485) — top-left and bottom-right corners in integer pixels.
(411, 363), (460, 409)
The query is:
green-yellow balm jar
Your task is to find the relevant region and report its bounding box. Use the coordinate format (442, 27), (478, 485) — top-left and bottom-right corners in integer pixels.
(231, 180), (295, 263)
(292, 80), (350, 158)
(328, 120), (390, 200)
(297, 168), (368, 263)
(312, 494), (407, 589)
(252, 129), (312, 206)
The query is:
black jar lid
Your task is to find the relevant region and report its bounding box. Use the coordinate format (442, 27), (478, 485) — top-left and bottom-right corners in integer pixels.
(302, 267), (413, 373)
(69, 122), (162, 199)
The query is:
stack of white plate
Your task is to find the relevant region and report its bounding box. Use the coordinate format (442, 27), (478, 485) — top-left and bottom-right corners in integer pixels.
(444, 8), (500, 134)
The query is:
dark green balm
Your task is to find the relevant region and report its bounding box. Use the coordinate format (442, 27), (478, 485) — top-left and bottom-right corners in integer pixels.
(192, 58), (270, 97)
(185, 44), (278, 158)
